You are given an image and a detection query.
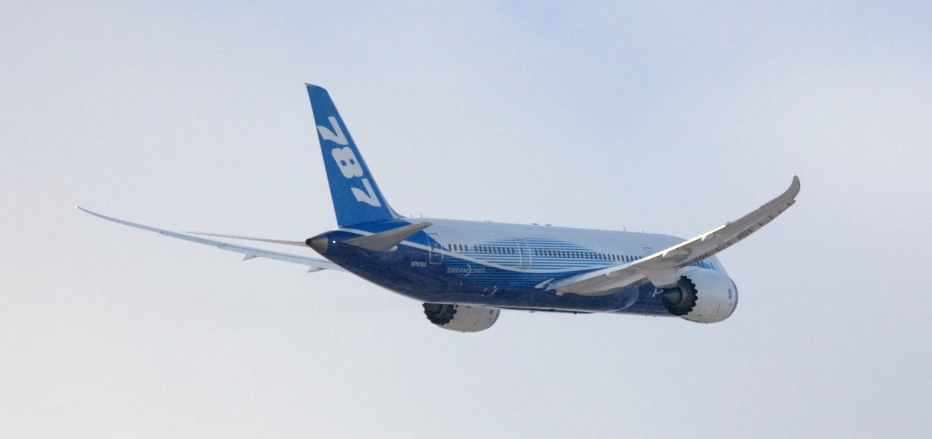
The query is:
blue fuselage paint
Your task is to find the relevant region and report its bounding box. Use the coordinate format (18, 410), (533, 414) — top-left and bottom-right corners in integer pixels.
(313, 218), (728, 316)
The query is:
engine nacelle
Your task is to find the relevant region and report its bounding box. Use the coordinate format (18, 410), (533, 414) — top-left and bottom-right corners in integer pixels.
(422, 303), (500, 333)
(660, 268), (738, 323)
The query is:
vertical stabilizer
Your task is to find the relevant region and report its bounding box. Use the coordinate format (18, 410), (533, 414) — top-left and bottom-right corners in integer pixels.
(306, 84), (396, 227)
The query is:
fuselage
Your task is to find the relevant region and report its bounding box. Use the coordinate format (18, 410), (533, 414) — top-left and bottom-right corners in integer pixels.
(314, 218), (726, 316)
(81, 84), (795, 330)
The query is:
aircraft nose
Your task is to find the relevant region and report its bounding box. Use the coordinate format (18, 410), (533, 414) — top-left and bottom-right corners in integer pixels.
(306, 235), (329, 254)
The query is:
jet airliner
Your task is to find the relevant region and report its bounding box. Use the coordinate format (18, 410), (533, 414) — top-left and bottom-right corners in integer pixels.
(80, 84), (800, 332)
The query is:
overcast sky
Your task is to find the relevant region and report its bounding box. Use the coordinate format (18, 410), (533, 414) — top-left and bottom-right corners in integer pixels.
(2, 1), (930, 437)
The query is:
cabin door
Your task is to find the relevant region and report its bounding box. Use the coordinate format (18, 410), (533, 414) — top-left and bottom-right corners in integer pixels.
(428, 233), (444, 265)
(514, 238), (532, 269)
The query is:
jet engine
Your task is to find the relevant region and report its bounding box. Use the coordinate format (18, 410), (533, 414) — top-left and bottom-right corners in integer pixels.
(422, 303), (500, 333)
(660, 268), (738, 323)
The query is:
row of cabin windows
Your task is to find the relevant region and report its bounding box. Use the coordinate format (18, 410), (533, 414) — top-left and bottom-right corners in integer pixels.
(446, 243), (713, 268)
(446, 243), (642, 262)
(533, 249), (640, 262)
(449, 244), (515, 254)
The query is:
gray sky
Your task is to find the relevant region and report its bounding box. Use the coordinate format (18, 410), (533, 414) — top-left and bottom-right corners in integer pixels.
(2, 1), (930, 437)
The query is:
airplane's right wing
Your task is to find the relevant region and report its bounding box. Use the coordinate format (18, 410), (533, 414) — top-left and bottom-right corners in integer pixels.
(548, 176), (800, 295)
(78, 207), (345, 273)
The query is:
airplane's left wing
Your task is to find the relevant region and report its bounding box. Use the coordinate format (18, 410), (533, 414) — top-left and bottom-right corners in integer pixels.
(548, 176), (800, 295)
(77, 207), (345, 272)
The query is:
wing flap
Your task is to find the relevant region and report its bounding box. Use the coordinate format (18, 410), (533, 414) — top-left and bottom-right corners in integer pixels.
(77, 207), (345, 272)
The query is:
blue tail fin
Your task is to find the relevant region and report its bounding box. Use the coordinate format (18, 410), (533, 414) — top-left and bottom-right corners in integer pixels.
(306, 84), (397, 227)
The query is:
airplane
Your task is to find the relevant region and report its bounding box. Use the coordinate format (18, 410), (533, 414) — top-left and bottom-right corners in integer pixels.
(80, 84), (800, 333)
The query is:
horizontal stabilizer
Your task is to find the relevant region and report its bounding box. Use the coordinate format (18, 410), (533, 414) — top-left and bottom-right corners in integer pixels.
(343, 222), (432, 252)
